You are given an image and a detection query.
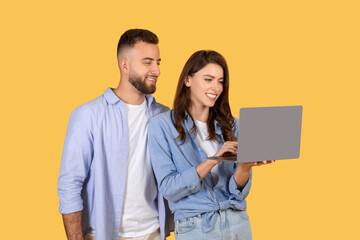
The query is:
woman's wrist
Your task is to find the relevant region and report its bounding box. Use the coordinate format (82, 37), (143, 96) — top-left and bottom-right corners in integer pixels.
(207, 159), (220, 165)
(237, 163), (252, 173)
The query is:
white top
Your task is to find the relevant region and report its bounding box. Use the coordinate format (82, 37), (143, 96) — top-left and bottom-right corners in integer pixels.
(119, 99), (159, 237)
(194, 120), (220, 185)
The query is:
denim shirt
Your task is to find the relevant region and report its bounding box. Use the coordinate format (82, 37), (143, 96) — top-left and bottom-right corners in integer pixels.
(148, 110), (252, 233)
(57, 88), (169, 240)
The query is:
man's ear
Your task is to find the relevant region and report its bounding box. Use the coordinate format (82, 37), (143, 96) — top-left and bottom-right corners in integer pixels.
(119, 58), (128, 72)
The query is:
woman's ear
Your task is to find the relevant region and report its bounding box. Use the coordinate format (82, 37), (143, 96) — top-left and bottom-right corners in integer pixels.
(185, 77), (191, 87)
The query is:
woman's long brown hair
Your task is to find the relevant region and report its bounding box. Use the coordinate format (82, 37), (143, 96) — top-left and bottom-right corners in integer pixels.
(173, 50), (236, 144)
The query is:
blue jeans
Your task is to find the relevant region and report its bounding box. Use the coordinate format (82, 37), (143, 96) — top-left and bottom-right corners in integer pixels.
(174, 209), (252, 240)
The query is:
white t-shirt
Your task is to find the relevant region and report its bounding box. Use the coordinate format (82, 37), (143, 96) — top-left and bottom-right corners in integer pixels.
(119, 99), (159, 237)
(194, 120), (220, 185)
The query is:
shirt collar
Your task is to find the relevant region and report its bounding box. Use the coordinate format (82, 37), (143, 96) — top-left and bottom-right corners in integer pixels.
(103, 87), (155, 107)
(103, 88), (121, 105)
(145, 94), (156, 109)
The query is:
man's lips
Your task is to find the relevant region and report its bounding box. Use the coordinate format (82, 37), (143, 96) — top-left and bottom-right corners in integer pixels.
(146, 76), (157, 83)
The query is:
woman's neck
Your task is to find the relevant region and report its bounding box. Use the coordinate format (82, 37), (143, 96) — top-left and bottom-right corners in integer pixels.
(188, 104), (209, 123)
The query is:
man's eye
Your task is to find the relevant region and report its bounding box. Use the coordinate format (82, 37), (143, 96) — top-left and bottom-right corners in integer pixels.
(157, 62), (161, 66)
(144, 62), (151, 65)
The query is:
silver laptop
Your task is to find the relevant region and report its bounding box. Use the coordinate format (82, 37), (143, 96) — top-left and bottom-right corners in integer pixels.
(208, 105), (303, 163)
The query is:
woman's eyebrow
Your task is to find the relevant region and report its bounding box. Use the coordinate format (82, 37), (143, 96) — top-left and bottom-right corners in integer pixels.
(203, 74), (215, 78)
(203, 74), (223, 80)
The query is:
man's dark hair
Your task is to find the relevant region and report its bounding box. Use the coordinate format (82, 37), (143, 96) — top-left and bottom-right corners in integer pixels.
(117, 29), (159, 57)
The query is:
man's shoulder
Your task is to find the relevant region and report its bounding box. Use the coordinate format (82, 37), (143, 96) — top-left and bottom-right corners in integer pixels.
(68, 94), (108, 124)
(72, 95), (106, 113)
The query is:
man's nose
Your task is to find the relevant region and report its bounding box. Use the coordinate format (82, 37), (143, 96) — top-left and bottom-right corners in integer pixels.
(151, 64), (160, 76)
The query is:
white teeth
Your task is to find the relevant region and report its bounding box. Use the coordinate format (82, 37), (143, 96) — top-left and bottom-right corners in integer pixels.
(147, 77), (156, 82)
(206, 93), (216, 99)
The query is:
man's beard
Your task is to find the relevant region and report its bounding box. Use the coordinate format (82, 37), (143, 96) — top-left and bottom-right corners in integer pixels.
(129, 72), (156, 94)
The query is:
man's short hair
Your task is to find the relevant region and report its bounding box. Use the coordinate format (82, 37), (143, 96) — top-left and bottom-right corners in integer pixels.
(117, 29), (159, 57)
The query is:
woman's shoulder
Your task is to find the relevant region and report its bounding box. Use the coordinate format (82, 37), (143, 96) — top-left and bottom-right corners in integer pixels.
(149, 109), (175, 127)
(231, 116), (239, 135)
(233, 116), (239, 127)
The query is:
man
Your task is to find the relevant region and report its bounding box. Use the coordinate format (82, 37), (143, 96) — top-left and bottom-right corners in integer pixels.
(58, 29), (170, 240)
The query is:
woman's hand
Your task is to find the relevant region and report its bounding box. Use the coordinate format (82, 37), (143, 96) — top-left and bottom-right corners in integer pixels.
(196, 141), (238, 180)
(238, 160), (275, 172)
(212, 141), (238, 157)
(234, 160), (275, 190)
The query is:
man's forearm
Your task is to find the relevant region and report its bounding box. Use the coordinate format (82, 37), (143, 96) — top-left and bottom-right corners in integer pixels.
(62, 211), (84, 240)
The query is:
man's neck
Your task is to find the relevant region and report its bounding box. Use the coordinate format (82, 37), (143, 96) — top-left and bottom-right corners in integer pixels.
(113, 80), (146, 105)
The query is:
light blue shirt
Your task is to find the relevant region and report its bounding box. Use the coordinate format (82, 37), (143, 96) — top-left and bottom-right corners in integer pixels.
(148, 110), (252, 233)
(57, 88), (169, 240)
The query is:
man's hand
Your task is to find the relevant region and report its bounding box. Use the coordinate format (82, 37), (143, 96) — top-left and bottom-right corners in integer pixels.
(62, 211), (84, 240)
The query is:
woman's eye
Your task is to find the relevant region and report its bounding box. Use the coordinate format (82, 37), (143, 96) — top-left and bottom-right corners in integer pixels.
(219, 81), (224, 84)
(205, 78), (212, 82)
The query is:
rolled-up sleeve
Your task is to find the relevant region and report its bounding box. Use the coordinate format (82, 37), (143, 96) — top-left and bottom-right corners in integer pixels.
(57, 105), (93, 214)
(228, 169), (252, 201)
(148, 119), (201, 202)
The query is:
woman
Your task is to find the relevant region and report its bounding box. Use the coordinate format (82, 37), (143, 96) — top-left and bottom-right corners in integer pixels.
(148, 50), (273, 240)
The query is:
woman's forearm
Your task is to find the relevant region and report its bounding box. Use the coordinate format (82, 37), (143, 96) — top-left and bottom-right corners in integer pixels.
(196, 159), (220, 180)
(234, 165), (251, 190)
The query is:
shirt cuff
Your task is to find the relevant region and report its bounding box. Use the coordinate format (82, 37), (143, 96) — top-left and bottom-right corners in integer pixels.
(181, 166), (201, 193)
(229, 169), (252, 201)
(59, 200), (83, 215)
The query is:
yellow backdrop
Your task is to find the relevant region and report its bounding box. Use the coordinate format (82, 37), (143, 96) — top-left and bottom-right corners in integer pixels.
(1, 0), (359, 239)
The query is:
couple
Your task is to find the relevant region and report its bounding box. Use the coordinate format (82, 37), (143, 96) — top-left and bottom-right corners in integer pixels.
(58, 29), (273, 240)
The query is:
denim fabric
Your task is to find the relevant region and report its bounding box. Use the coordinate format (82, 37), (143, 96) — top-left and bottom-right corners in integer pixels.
(175, 209), (252, 240)
(148, 110), (252, 233)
